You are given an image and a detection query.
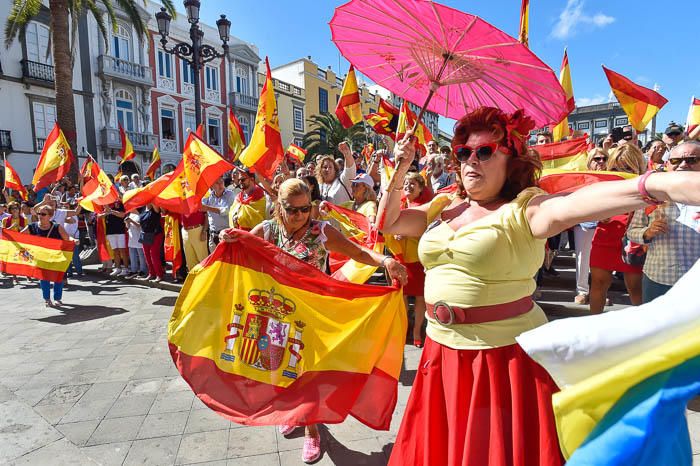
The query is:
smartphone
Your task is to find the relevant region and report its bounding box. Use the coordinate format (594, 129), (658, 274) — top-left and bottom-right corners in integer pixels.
(611, 127), (624, 143)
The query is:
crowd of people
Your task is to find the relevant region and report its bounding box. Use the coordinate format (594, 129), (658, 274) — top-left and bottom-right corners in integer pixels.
(1, 109), (700, 464)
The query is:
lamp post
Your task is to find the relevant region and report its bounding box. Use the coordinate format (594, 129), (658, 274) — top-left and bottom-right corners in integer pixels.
(155, 0), (231, 128)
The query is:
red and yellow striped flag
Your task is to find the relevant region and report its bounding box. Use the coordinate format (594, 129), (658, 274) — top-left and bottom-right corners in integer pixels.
(553, 49), (575, 142)
(146, 146), (161, 180)
(96, 216), (113, 262)
(3, 161), (28, 201)
(119, 124), (136, 163)
(518, 0), (529, 47)
(364, 98), (400, 138)
(335, 65), (363, 128)
(286, 144), (307, 164)
(686, 97), (700, 139)
(229, 186), (267, 231)
(0, 229), (73, 281)
(168, 232), (406, 428)
(32, 123), (74, 191)
(603, 66), (668, 132)
(361, 143), (375, 166)
(538, 169), (636, 195)
(228, 108), (246, 161)
(164, 214), (183, 278)
(538, 135), (589, 172)
(396, 101), (433, 148)
(239, 57), (284, 179)
(80, 157), (119, 210)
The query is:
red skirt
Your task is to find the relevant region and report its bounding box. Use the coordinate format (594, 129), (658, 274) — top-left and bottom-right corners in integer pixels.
(389, 338), (564, 466)
(401, 261), (425, 297)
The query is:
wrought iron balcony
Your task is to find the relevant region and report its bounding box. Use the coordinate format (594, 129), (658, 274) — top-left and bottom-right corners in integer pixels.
(100, 127), (158, 153)
(0, 130), (11, 152)
(229, 92), (259, 112)
(98, 55), (154, 86)
(21, 60), (54, 85)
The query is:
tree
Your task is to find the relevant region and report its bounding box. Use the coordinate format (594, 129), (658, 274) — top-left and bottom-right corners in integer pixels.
(301, 113), (366, 161)
(4, 0), (175, 180)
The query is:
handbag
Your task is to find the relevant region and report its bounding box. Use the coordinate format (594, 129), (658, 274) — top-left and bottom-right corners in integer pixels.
(621, 212), (647, 267)
(139, 231), (156, 245)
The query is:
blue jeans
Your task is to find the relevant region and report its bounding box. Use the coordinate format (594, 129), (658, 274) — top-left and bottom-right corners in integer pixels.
(642, 274), (673, 303)
(40, 280), (64, 301)
(129, 247), (148, 275)
(67, 244), (83, 276)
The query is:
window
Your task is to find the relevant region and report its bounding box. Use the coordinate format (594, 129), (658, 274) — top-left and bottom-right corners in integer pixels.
(157, 50), (172, 78)
(594, 120), (608, 128)
(115, 90), (135, 132)
(32, 102), (56, 148)
(317, 69), (327, 80)
(239, 115), (250, 142)
(182, 61), (195, 84)
(577, 122), (590, 130)
(293, 106), (304, 132)
(235, 64), (249, 95)
(335, 94), (339, 104)
(294, 137), (303, 146)
(318, 88), (328, 114)
(112, 25), (131, 61)
(615, 117), (629, 126)
(319, 128), (327, 143)
(205, 66), (218, 91)
(183, 112), (196, 142)
(160, 108), (176, 140)
(25, 22), (52, 64)
(208, 117), (221, 146)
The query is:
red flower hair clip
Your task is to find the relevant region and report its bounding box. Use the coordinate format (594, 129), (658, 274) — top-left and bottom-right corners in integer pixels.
(504, 109), (535, 154)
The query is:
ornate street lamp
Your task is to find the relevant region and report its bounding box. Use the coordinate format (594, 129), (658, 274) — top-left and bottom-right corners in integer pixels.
(155, 3), (231, 128)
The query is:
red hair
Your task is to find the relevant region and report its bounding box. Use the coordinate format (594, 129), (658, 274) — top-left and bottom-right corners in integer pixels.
(452, 107), (542, 201)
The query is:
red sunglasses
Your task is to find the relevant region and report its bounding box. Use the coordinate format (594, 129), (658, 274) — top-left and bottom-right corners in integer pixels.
(452, 143), (511, 163)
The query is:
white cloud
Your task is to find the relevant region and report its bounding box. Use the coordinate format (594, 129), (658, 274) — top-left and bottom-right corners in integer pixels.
(552, 0), (615, 40)
(577, 95), (607, 106)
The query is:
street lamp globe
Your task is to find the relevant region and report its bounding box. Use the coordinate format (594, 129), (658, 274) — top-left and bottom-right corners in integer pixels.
(216, 15), (231, 43)
(155, 7), (171, 37)
(184, 0), (201, 24)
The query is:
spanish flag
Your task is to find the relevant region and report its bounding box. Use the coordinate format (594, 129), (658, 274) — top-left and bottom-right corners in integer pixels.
(119, 124), (136, 163)
(80, 154), (99, 182)
(396, 101), (433, 149)
(686, 96), (700, 139)
(335, 65), (363, 128)
(80, 156), (119, 210)
(361, 143), (375, 166)
(3, 161), (28, 201)
(603, 66), (668, 132)
(518, 260), (700, 465)
(168, 232), (406, 428)
(537, 135), (589, 172)
(228, 108), (246, 161)
(229, 186), (267, 231)
(146, 146), (161, 180)
(286, 143), (307, 164)
(365, 98), (400, 138)
(32, 123), (74, 191)
(124, 133), (233, 215)
(552, 49), (575, 142)
(0, 229), (73, 281)
(239, 57), (284, 179)
(538, 169), (636, 195)
(96, 216), (113, 262)
(518, 0), (529, 47)
(164, 215), (183, 278)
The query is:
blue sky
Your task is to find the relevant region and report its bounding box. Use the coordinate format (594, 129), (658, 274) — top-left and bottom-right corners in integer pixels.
(198, 0), (698, 135)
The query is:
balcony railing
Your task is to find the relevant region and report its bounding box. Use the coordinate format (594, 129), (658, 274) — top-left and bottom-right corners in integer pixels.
(229, 92), (259, 112)
(0, 130), (11, 152)
(100, 127), (158, 152)
(21, 60), (54, 84)
(98, 55), (154, 86)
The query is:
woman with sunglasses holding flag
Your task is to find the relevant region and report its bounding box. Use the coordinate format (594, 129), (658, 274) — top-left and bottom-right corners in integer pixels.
(378, 106), (700, 466)
(220, 177), (407, 464)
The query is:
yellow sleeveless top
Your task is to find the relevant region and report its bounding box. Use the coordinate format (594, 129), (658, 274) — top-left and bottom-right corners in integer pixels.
(418, 187), (549, 350)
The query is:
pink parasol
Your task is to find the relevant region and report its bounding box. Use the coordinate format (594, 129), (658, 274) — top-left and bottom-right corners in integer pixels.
(330, 0), (568, 128)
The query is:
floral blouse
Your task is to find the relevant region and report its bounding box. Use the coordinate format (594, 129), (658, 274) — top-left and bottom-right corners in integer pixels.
(262, 219), (329, 272)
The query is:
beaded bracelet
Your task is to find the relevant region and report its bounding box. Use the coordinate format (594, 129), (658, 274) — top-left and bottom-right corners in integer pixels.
(637, 171), (664, 205)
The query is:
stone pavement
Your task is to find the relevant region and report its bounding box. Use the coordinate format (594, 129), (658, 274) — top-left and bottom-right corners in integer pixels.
(0, 257), (698, 465)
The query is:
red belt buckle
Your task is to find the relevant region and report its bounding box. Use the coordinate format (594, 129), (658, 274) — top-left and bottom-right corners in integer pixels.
(432, 301), (455, 325)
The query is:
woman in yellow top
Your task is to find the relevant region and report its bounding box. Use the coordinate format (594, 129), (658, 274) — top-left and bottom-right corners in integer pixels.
(346, 173), (377, 224)
(378, 107), (700, 466)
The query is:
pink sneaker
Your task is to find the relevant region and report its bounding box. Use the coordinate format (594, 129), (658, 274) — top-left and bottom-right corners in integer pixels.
(302, 433), (321, 463)
(278, 424), (296, 436)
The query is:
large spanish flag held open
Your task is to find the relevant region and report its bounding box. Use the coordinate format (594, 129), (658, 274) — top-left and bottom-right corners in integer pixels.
(168, 232), (407, 429)
(603, 66), (668, 133)
(0, 229), (73, 281)
(4, 161), (28, 201)
(32, 123), (74, 191)
(239, 57), (284, 179)
(537, 135), (589, 172)
(686, 96), (700, 139)
(552, 49), (575, 142)
(517, 258), (700, 465)
(335, 64), (363, 128)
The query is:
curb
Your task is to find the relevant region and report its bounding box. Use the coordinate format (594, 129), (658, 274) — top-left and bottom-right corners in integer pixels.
(82, 267), (183, 293)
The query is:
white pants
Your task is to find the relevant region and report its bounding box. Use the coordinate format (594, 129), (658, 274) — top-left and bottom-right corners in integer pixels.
(573, 224), (596, 294)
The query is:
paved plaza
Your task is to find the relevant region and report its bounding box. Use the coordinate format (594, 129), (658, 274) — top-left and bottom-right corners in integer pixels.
(0, 258), (698, 465)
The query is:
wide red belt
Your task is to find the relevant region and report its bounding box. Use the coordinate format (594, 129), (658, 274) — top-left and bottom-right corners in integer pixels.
(426, 296), (533, 325)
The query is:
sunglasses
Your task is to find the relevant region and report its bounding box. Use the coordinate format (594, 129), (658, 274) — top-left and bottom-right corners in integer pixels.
(283, 205), (312, 215)
(592, 157), (608, 163)
(667, 131), (682, 137)
(452, 143), (510, 163)
(38, 212), (50, 217)
(669, 157), (699, 166)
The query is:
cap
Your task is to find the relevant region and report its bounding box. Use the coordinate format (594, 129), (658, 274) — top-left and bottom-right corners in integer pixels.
(665, 122), (684, 136)
(351, 173), (374, 188)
